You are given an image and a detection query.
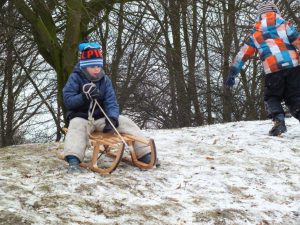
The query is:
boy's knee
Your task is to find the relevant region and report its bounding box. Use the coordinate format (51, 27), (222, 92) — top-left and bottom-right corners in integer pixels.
(69, 117), (88, 130)
(118, 115), (140, 132)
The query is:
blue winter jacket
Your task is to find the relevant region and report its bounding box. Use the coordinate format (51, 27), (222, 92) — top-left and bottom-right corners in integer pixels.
(63, 63), (119, 121)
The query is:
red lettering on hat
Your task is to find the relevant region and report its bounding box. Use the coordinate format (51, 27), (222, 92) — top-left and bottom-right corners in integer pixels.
(94, 49), (103, 58)
(94, 50), (100, 57)
(80, 52), (85, 60)
(87, 50), (94, 59)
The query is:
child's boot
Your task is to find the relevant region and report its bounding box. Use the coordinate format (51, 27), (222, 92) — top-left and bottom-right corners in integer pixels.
(138, 152), (151, 164)
(269, 114), (287, 136)
(65, 155), (81, 174)
(138, 152), (161, 167)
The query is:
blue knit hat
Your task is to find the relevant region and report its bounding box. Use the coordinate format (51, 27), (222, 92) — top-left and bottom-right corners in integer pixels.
(78, 42), (103, 69)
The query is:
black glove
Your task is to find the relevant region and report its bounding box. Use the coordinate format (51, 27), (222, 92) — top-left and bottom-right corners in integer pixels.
(224, 66), (238, 87)
(82, 83), (100, 100)
(225, 76), (235, 87)
(103, 117), (119, 133)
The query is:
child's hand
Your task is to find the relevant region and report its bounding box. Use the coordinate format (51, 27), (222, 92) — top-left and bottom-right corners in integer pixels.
(224, 76), (235, 87)
(103, 117), (119, 133)
(224, 66), (237, 87)
(82, 83), (100, 100)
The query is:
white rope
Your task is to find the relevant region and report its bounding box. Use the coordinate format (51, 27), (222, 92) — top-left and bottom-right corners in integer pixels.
(94, 99), (129, 149)
(82, 83), (97, 121)
(82, 82), (129, 148)
(82, 83), (96, 100)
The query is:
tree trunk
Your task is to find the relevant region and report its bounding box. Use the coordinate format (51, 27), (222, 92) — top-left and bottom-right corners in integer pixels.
(182, 0), (203, 126)
(111, 3), (124, 89)
(162, 9), (179, 127)
(4, 33), (15, 146)
(168, 0), (191, 127)
(222, 0), (235, 122)
(202, 1), (213, 124)
(2, 1), (16, 146)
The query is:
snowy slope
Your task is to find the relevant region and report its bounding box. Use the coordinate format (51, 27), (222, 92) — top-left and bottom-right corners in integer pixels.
(0, 118), (300, 225)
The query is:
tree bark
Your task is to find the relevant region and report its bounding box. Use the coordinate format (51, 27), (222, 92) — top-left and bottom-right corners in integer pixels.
(222, 0), (235, 122)
(1, 1), (16, 146)
(182, 0), (203, 126)
(202, 1), (213, 124)
(168, 0), (191, 127)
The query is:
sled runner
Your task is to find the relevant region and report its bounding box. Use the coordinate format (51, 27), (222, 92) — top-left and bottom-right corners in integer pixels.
(59, 129), (157, 174)
(82, 131), (157, 174)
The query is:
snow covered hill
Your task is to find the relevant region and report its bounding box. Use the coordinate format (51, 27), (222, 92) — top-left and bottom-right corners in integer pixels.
(0, 118), (300, 225)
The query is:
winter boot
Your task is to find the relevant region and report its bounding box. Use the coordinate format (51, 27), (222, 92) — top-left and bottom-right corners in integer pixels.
(138, 152), (152, 164)
(138, 153), (161, 167)
(65, 155), (82, 174)
(269, 114), (287, 136)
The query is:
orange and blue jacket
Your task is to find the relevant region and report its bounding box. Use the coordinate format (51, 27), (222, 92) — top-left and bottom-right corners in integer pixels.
(229, 12), (300, 77)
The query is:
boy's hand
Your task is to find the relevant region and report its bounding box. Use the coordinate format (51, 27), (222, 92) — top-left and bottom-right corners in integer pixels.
(82, 83), (100, 100)
(225, 76), (235, 87)
(224, 66), (237, 87)
(103, 117), (119, 133)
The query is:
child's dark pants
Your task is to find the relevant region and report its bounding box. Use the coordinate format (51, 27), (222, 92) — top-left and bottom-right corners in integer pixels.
(264, 66), (300, 121)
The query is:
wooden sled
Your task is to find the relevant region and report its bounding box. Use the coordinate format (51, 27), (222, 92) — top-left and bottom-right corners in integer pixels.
(60, 130), (157, 174)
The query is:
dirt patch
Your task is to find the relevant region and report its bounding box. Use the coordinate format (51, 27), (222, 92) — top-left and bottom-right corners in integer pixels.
(0, 211), (32, 225)
(193, 208), (253, 224)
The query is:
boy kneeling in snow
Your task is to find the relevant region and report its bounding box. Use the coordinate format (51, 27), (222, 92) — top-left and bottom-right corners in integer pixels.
(62, 42), (153, 173)
(225, 1), (300, 136)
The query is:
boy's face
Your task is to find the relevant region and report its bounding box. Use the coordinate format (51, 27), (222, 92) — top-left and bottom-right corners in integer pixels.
(85, 66), (102, 78)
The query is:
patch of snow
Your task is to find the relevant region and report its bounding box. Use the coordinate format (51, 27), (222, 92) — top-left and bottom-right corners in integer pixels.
(0, 118), (300, 224)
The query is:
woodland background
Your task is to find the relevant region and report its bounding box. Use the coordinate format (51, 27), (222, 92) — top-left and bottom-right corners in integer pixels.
(1, 0), (300, 147)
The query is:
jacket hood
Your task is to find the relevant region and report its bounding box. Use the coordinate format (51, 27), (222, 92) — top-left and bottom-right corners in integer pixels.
(254, 12), (285, 31)
(72, 62), (82, 74)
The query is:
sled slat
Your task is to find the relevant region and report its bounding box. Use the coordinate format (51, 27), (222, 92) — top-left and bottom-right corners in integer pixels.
(122, 134), (150, 145)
